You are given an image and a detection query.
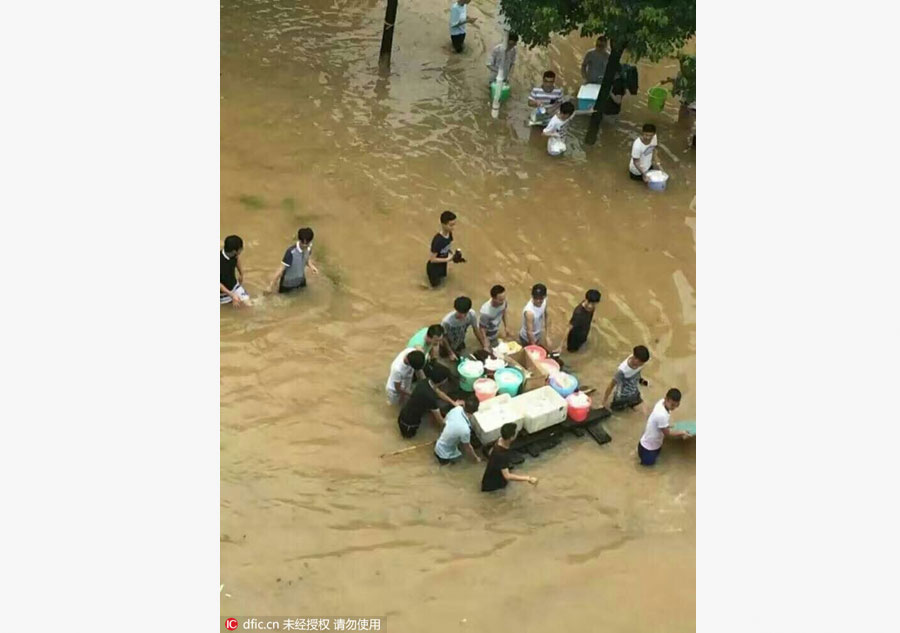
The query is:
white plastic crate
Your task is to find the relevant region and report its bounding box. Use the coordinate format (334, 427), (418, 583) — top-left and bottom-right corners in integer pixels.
(472, 403), (525, 445)
(510, 385), (568, 434)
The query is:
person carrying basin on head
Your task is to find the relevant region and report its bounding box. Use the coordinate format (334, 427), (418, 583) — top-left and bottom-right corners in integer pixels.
(519, 283), (554, 350)
(267, 227), (318, 294)
(602, 345), (651, 412)
(220, 235), (249, 307)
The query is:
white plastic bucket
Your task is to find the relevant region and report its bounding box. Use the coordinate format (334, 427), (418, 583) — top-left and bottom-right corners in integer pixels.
(646, 170), (669, 191)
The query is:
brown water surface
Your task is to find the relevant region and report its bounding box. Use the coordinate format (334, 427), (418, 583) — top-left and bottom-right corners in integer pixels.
(221, 1), (696, 630)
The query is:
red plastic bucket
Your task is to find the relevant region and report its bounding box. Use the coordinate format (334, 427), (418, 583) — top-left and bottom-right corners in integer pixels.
(524, 345), (547, 362)
(474, 378), (499, 402)
(566, 391), (592, 423)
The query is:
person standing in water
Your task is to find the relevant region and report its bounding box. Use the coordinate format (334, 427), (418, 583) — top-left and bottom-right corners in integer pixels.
(479, 284), (509, 349)
(581, 35), (610, 85)
(602, 345), (651, 411)
(427, 210), (459, 288)
(487, 32), (518, 84)
(220, 235), (249, 307)
(519, 283), (553, 349)
(562, 289), (601, 352)
(481, 423), (539, 492)
(267, 227), (318, 294)
(449, 0), (477, 53)
(638, 388), (693, 466)
(441, 296), (490, 358)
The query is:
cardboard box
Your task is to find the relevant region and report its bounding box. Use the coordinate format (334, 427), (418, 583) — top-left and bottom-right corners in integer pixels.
(504, 348), (553, 393)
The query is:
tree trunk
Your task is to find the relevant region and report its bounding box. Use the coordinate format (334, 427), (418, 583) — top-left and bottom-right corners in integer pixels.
(584, 44), (625, 146)
(378, 0), (399, 70)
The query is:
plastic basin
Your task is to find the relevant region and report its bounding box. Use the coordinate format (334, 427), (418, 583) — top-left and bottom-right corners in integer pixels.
(494, 367), (524, 396)
(473, 378), (499, 402)
(524, 345), (547, 362)
(457, 360), (485, 392)
(566, 391), (592, 423)
(549, 372), (579, 398)
(538, 358), (560, 375)
(646, 170), (669, 191)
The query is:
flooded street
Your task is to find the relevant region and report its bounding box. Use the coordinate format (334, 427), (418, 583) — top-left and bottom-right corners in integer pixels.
(221, 0), (696, 630)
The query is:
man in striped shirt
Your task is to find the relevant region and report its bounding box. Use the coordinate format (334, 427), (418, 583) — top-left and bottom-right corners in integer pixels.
(528, 70), (565, 125)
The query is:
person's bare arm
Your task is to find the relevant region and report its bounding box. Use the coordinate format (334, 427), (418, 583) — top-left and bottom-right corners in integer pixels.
(307, 256), (318, 275)
(428, 250), (454, 264)
(544, 310), (553, 349)
(434, 385), (463, 407)
(235, 257), (244, 284)
(602, 378), (617, 408)
(524, 312), (536, 344)
(662, 426), (692, 439)
(462, 442), (481, 463)
(502, 310), (509, 337)
(501, 468), (538, 484)
(220, 282), (245, 307)
(581, 55), (590, 81)
(268, 265), (286, 293)
(440, 335), (458, 361)
(474, 321), (490, 350)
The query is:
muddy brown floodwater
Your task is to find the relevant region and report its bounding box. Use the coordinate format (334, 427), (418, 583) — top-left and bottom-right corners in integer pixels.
(221, 0), (696, 631)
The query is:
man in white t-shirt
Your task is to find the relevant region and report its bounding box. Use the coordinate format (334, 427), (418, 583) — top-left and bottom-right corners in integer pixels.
(638, 388), (692, 466)
(385, 349), (427, 406)
(434, 398), (483, 465)
(629, 123), (662, 182)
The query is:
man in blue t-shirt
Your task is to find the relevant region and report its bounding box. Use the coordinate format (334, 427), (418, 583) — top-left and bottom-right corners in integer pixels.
(267, 227), (318, 294)
(434, 398), (482, 465)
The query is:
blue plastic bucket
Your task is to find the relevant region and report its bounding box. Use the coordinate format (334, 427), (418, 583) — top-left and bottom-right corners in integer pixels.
(549, 372), (579, 398)
(494, 367), (524, 396)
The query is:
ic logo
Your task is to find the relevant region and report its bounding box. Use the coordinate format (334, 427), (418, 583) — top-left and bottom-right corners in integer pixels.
(225, 618), (238, 630)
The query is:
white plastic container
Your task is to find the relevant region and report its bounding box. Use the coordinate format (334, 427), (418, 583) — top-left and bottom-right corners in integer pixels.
(472, 402), (525, 444)
(510, 385), (568, 434)
(478, 392), (511, 411)
(646, 169), (669, 191)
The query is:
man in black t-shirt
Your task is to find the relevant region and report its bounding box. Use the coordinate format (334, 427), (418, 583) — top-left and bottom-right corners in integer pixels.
(220, 235), (249, 307)
(426, 210), (459, 288)
(481, 423), (539, 492)
(397, 365), (451, 438)
(563, 289), (601, 352)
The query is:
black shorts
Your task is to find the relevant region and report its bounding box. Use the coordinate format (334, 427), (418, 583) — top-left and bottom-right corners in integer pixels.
(426, 261), (447, 287)
(566, 330), (588, 352)
(611, 392), (643, 411)
(434, 451), (460, 465)
(279, 278), (307, 293)
(397, 416), (419, 438)
(451, 33), (466, 53)
(629, 171), (645, 181)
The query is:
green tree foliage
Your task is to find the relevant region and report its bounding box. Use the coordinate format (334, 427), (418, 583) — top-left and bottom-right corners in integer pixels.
(500, 0), (695, 144)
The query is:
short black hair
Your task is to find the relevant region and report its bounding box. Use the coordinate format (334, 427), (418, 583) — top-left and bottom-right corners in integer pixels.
(464, 396), (480, 414)
(586, 289), (601, 303)
(597, 35), (608, 43)
(666, 388), (682, 403)
(633, 345), (650, 362)
(508, 32), (519, 43)
(560, 101), (575, 115)
(490, 284), (506, 298)
(429, 364), (450, 385)
(500, 423), (518, 440)
(224, 235), (243, 253)
(440, 210), (457, 225)
(543, 70), (556, 80)
(426, 324), (444, 338)
(531, 283), (547, 298)
(297, 227), (314, 243)
(642, 123), (657, 134)
(406, 350), (426, 370)
(454, 296), (472, 313)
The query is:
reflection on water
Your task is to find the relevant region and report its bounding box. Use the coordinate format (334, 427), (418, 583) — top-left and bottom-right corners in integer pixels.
(221, 0), (696, 630)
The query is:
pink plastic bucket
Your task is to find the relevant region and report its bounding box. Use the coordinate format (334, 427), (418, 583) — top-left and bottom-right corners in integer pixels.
(474, 378), (499, 402)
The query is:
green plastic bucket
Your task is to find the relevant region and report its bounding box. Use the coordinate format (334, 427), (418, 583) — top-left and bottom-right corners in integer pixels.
(457, 360), (485, 392)
(489, 81), (511, 103)
(647, 86), (668, 112)
(493, 367), (524, 396)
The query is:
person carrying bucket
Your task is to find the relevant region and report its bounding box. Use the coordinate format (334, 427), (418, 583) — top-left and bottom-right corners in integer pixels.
(629, 123), (663, 183)
(519, 283), (554, 350)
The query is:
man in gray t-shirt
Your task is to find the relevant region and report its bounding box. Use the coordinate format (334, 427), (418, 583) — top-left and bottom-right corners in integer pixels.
(581, 36), (610, 84)
(268, 227), (318, 294)
(441, 296), (490, 358)
(602, 344), (651, 412)
(478, 284), (509, 348)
